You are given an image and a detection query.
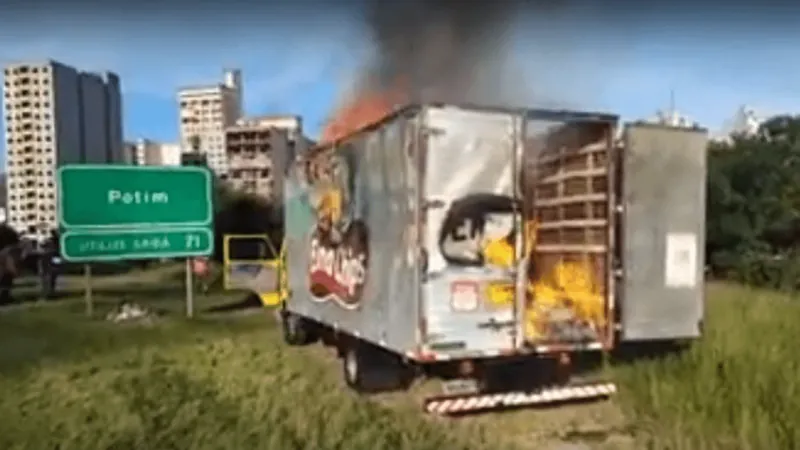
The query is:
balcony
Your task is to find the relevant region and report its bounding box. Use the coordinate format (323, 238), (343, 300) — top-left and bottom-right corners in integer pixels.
(227, 155), (272, 171)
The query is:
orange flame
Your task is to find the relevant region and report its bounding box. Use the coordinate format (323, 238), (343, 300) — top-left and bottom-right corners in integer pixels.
(321, 79), (408, 144)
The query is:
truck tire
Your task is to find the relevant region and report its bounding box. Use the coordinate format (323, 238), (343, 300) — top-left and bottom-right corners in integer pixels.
(342, 343), (413, 394)
(281, 312), (314, 346)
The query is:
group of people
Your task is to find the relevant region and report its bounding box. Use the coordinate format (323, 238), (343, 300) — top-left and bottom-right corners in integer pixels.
(0, 230), (61, 305)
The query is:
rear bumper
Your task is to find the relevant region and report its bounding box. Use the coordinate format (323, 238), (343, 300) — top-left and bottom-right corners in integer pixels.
(424, 381), (617, 415)
(406, 339), (607, 363)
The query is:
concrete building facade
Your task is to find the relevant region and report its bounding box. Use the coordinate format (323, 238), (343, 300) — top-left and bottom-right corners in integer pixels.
(2, 60), (123, 241)
(123, 141), (137, 164)
(177, 69), (243, 175)
(222, 116), (303, 202)
(126, 138), (182, 166)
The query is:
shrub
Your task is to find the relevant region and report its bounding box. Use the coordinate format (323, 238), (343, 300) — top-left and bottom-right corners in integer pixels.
(706, 115), (800, 288)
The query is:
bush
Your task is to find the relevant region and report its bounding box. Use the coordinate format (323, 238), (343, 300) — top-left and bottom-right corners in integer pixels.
(0, 224), (20, 253)
(706, 115), (800, 288)
(212, 189), (283, 262)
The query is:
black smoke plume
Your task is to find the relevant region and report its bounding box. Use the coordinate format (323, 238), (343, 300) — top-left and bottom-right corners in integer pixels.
(360, 0), (527, 104)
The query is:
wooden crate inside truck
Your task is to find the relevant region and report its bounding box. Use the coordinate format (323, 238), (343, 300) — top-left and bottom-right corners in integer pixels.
(281, 103), (708, 415)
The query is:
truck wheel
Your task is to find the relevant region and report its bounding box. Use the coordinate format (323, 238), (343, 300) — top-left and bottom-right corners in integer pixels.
(281, 312), (314, 346)
(342, 343), (413, 394)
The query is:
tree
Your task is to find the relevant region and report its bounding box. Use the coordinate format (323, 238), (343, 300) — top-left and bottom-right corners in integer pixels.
(0, 223), (20, 251)
(706, 115), (800, 288)
(212, 183), (283, 262)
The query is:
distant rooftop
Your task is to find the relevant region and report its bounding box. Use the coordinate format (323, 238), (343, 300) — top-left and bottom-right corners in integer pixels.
(3, 58), (62, 69)
(645, 109), (699, 128)
(721, 105), (767, 136)
(178, 68), (241, 95)
(178, 83), (229, 94)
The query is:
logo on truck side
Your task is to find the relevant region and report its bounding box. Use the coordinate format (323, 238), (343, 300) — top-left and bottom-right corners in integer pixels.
(303, 150), (370, 309)
(308, 221), (369, 308)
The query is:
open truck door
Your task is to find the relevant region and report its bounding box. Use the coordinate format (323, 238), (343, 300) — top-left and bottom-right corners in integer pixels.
(222, 234), (287, 307)
(522, 116), (618, 352)
(618, 123), (708, 342)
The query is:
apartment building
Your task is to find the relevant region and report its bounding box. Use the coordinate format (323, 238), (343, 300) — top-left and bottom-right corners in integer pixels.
(255, 114), (317, 150)
(2, 60), (123, 241)
(222, 116), (302, 202)
(123, 141), (136, 164)
(126, 138), (182, 166)
(177, 69), (243, 175)
(159, 142), (182, 166)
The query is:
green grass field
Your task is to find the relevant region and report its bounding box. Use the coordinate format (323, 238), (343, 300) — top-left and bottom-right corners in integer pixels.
(0, 267), (797, 450)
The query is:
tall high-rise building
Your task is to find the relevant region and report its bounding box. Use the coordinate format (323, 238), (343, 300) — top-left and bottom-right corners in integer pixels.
(177, 69), (243, 175)
(2, 59), (123, 241)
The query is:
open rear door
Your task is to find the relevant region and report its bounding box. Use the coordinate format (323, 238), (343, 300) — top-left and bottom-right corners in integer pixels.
(522, 118), (617, 350)
(619, 123), (708, 341)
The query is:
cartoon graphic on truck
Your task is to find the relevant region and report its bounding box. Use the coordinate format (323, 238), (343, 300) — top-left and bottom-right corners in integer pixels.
(280, 104), (708, 415)
(437, 192), (606, 345)
(303, 151), (369, 309)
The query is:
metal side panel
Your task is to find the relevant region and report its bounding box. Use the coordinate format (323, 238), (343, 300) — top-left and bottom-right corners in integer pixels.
(422, 105), (519, 356)
(620, 124), (708, 342)
(283, 115), (418, 353)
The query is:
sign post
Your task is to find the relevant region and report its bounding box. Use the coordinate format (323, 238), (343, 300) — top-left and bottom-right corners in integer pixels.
(57, 165), (215, 318)
(185, 259), (194, 318)
(84, 264), (93, 317)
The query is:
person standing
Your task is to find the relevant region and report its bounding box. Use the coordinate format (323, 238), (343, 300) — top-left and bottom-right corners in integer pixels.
(39, 230), (60, 300)
(192, 256), (211, 294)
(0, 244), (19, 305)
(0, 240), (30, 305)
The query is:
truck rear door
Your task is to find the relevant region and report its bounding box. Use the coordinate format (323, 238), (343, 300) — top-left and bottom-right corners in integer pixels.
(420, 105), (521, 357)
(619, 124), (708, 341)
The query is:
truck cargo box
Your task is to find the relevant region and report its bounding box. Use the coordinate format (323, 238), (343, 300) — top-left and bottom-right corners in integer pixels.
(283, 104), (707, 363)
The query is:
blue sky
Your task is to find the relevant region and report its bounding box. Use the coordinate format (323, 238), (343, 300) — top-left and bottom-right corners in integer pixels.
(1, 6), (799, 166)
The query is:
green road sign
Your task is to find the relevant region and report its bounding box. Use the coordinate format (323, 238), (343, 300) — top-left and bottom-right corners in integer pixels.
(61, 228), (214, 262)
(58, 165), (213, 229)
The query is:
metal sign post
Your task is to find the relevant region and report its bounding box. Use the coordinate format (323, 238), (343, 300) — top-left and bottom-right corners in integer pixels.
(185, 258), (194, 318)
(84, 264), (93, 317)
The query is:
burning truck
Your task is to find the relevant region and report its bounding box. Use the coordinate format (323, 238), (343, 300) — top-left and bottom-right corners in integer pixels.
(280, 102), (708, 415)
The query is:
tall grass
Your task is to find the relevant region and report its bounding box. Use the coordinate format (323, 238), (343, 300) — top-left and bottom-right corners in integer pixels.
(614, 283), (800, 449)
(0, 280), (798, 449)
(0, 300), (510, 450)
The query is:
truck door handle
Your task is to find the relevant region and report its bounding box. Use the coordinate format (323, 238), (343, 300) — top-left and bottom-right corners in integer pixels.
(477, 319), (515, 330)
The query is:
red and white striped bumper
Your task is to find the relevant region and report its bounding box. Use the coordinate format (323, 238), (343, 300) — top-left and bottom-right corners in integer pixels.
(423, 382), (617, 415)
